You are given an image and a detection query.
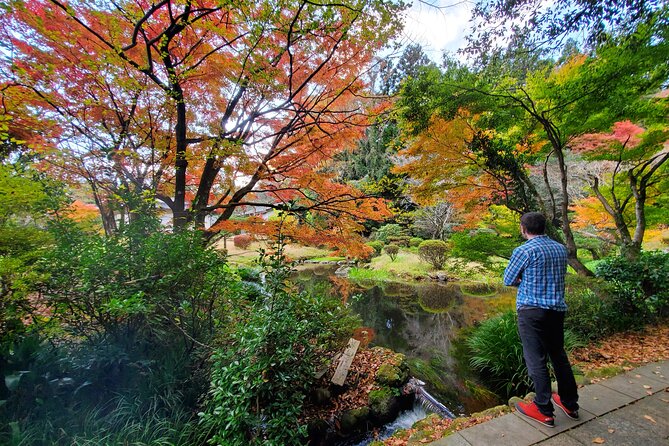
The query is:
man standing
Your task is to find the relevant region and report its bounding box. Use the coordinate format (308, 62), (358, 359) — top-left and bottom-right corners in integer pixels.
(503, 212), (579, 427)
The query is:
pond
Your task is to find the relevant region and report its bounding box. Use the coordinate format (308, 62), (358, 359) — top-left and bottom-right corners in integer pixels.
(292, 264), (517, 415)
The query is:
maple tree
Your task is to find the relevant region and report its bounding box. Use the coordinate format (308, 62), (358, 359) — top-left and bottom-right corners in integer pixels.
(396, 13), (669, 275)
(0, 0), (404, 252)
(572, 120), (669, 259)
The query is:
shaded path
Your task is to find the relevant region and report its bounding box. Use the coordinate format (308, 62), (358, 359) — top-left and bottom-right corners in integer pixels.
(431, 361), (669, 445)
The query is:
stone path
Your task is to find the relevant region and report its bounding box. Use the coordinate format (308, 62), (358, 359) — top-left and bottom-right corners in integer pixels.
(430, 360), (669, 446)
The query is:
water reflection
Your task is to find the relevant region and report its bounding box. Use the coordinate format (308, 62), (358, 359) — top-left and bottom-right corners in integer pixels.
(293, 266), (516, 414)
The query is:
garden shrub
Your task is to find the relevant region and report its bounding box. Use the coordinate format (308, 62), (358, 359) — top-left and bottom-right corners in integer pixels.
(409, 237), (423, 248)
(384, 244), (399, 261)
(466, 311), (582, 398)
(386, 235), (411, 247)
(200, 259), (356, 446)
(449, 231), (516, 266)
(366, 240), (384, 256)
(594, 251), (669, 321)
(233, 233), (253, 249)
(0, 219), (243, 444)
(373, 224), (405, 243)
(418, 239), (449, 269)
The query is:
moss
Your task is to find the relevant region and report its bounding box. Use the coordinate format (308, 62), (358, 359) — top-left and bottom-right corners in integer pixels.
(470, 404), (510, 418)
(339, 407), (370, 433)
(376, 362), (409, 387)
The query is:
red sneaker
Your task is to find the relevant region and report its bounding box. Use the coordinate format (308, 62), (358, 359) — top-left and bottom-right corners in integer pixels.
(551, 392), (579, 420)
(515, 401), (555, 427)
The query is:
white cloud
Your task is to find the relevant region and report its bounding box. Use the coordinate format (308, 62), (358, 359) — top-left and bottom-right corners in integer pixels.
(402, 0), (473, 61)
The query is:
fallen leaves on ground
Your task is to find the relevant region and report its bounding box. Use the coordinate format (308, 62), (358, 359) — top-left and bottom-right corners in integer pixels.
(572, 324), (669, 374)
(301, 347), (399, 423)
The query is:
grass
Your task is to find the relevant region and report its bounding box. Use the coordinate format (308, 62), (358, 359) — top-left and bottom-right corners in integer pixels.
(368, 251), (433, 280)
(217, 240), (335, 265)
(347, 267), (391, 281)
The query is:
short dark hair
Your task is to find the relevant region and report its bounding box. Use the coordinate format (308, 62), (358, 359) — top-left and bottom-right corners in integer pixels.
(520, 212), (546, 235)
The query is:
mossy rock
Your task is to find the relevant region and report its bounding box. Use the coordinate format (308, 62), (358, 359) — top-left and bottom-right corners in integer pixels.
(369, 387), (400, 424)
(471, 404), (510, 418)
(412, 413), (442, 430)
(407, 429), (435, 445)
(339, 407), (370, 435)
(375, 354), (410, 387)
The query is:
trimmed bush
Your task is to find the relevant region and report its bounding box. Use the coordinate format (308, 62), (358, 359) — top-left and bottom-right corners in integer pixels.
(366, 240), (384, 256)
(233, 233), (253, 249)
(387, 235), (411, 247)
(373, 224), (405, 243)
(409, 237), (424, 248)
(418, 239), (449, 269)
(384, 244), (399, 261)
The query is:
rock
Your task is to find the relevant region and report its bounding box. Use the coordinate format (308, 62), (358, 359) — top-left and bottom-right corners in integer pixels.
(471, 404), (509, 418)
(334, 266), (351, 277)
(307, 418), (330, 444)
(375, 354), (410, 387)
(508, 396), (524, 408)
(369, 387), (400, 424)
(311, 387), (331, 405)
(339, 407), (370, 435)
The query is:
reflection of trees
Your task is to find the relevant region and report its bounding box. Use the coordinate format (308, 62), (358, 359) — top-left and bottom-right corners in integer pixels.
(350, 286), (411, 352)
(417, 283), (462, 312)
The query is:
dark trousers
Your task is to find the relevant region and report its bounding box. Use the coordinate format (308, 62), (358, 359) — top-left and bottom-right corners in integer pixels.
(517, 307), (579, 416)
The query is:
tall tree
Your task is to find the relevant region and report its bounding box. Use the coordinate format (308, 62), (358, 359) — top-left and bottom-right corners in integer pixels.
(1, 0), (404, 251)
(396, 12), (669, 274)
(572, 120), (669, 259)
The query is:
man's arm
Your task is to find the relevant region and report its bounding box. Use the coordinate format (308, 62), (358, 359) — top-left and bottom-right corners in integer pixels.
(503, 249), (529, 287)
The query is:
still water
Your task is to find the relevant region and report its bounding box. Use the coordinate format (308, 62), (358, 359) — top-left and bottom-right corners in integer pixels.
(293, 264), (517, 415)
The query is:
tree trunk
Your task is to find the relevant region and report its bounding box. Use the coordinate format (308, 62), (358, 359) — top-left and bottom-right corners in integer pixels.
(543, 122), (593, 276)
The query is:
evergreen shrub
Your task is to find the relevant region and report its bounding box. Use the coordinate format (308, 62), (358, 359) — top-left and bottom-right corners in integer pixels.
(200, 258), (356, 446)
(384, 244), (399, 261)
(418, 240), (449, 269)
(594, 251), (669, 319)
(366, 240), (384, 256)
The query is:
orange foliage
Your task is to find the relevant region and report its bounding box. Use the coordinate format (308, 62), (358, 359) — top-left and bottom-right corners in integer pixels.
(2, 0), (403, 249)
(571, 196), (617, 233)
(394, 114), (511, 226)
(65, 200), (101, 223)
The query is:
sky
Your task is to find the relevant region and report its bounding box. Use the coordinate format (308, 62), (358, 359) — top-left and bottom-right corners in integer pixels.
(401, 0), (474, 62)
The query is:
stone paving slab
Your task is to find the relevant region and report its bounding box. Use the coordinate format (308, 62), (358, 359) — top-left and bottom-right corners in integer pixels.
(516, 407), (595, 436)
(598, 372), (667, 398)
(428, 432), (471, 446)
(576, 383), (635, 416)
(627, 361), (669, 386)
(457, 412), (547, 446)
(428, 361), (669, 446)
(564, 404), (661, 446)
(615, 392), (669, 437)
(536, 432), (586, 445)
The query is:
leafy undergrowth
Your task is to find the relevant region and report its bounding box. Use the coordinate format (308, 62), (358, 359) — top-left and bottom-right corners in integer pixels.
(372, 322), (669, 445)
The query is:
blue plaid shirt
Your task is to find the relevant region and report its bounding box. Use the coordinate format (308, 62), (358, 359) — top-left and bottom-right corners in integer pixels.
(503, 235), (568, 311)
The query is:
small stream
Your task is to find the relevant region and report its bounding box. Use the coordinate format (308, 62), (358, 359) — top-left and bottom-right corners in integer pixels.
(293, 264), (516, 417)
